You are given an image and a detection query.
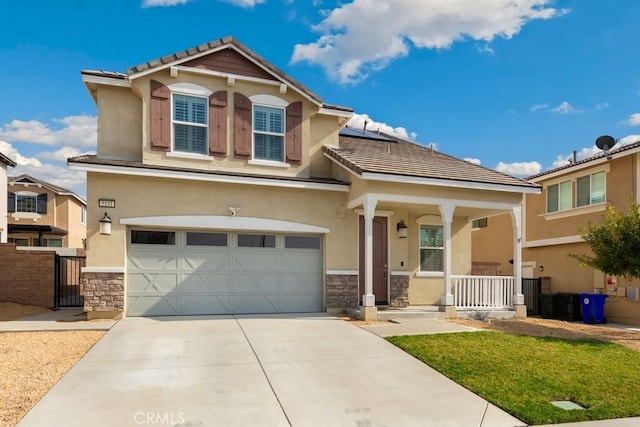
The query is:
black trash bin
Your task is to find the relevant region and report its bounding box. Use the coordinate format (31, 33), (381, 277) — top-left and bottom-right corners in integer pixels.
(553, 293), (581, 321)
(539, 293), (555, 319)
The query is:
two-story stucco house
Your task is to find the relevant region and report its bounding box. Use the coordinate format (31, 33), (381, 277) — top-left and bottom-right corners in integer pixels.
(473, 141), (640, 325)
(1, 152), (17, 243)
(70, 36), (540, 320)
(6, 174), (87, 249)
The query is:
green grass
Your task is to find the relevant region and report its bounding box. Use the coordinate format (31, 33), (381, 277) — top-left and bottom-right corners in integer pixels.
(387, 332), (640, 425)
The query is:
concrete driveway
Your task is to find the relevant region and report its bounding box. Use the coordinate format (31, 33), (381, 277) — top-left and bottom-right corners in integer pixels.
(18, 313), (524, 427)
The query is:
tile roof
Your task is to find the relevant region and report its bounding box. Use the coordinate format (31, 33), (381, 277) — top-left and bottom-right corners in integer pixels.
(67, 155), (350, 187)
(324, 130), (540, 191)
(527, 139), (640, 180)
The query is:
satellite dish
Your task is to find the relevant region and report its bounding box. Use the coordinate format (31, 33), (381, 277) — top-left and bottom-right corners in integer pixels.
(595, 135), (615, 151)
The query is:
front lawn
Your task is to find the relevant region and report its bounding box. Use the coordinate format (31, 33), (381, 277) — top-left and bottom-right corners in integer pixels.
(388, 332), (640, 425)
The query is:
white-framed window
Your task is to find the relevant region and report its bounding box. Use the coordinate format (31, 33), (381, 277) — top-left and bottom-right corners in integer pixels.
(253, 104), (285, 162)
(577, 171), (605, 207)
(16, 193), (37, 213)
(172, 93), (208, 155)
(547, 180), (572, 213)
(81, 207), (87, 225)
(419, 224), (444, 272)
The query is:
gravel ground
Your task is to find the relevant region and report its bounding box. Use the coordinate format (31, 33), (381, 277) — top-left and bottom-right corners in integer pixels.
(0, 303), (105, 426)
(450, 317), (640, 352)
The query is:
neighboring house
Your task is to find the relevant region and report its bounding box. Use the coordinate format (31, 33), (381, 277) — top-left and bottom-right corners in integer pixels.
(70, 36), (539, 320)
(7, 174), (87, 248)
(0, 152), (17, 243)
(473, 141), (640, 325)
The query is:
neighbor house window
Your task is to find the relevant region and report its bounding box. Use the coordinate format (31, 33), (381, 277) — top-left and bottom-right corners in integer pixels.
(253, 104), (285, 162)
(81, 207), (87, 225)
(16, 194), (37, 213)
(419, 225), (444, 272)
(173, 93), (208, 154)
(547, 180), (572, 213)
(472, 218), (488, 229)
(577, 171), (605, 207)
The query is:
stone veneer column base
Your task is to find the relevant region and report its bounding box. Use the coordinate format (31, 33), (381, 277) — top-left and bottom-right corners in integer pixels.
(390, 275), (409, 308)
(82, 272), (125, 320)
(439, 305), (457, 319)
(325, 274), (359, 311)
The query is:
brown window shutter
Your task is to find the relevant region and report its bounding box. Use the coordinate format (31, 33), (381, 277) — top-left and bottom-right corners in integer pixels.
(209, 91), (227, 156)
(286, 101), (302, 164)
(150, 80), (171, 151)
(234, 92), (252, 158)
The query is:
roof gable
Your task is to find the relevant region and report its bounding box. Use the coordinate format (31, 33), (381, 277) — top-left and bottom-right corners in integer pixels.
(182, 47), (277, 81)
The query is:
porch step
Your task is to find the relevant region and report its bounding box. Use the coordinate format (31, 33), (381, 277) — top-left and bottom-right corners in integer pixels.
(344, 306), (445, 321)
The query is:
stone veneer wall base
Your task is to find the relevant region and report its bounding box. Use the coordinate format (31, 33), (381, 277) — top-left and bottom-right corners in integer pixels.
(82, 272), (124, 319)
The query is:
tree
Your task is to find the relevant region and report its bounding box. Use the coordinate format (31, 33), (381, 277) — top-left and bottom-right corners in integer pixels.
(570, 200), (640, 280)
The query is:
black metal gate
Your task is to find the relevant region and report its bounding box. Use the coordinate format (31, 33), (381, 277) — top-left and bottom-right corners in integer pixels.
(54, 255), (86, 308)
(523, 277), (542, 315)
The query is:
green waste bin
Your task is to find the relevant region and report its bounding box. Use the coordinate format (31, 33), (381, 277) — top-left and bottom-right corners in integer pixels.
(539, 293), (554, 319)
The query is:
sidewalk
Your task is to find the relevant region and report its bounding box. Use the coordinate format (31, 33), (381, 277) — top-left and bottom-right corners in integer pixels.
(0, 308), (117, 331)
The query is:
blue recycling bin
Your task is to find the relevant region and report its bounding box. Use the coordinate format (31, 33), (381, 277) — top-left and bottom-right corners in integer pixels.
(580, 293), (608, 324)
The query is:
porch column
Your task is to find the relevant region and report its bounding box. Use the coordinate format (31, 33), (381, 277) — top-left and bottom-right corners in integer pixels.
(439, 204), (455, 306)
(511, 206), (525, 312)
(362, 196), (377, 307)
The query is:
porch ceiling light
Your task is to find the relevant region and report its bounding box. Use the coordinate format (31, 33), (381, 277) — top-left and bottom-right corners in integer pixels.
(99, 212), (112, 235)
(397, 219), (408, 238)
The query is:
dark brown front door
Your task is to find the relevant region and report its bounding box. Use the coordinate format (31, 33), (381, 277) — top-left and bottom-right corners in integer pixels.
(359, 216), (388, 304)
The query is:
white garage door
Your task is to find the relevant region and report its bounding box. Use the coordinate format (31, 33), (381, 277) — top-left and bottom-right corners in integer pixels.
(126, 229), (323, 316)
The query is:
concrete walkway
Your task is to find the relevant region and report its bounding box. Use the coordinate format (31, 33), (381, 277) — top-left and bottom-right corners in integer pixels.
(18, 313), (524, 427)
(361, 317), (479, 337)
(0, 308), (117, 331)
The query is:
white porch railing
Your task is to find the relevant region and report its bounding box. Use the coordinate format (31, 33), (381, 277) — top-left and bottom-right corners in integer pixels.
(453, 275), (514, 309)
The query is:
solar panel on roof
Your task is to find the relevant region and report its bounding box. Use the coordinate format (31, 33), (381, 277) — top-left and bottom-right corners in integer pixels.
(340, 126), (392, 141)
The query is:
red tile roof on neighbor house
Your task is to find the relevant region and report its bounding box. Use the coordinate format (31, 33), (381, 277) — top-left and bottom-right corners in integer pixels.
(324, 129), (540, 191)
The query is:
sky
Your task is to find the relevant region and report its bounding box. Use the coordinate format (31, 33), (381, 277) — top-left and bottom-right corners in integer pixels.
(1, 0), (639, 199)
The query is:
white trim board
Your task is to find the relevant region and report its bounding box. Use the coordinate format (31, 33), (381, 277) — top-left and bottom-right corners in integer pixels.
(524, 235), (584, 248)
(326, 270), (358, 275)
(82, 267), (126, 273)
(68, 162), (350, 192)
(120, 215), (330, 234)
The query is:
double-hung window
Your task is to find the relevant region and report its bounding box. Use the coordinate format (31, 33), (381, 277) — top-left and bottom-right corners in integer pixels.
(547, 180), (572, 213)
(419, 224), (444, 272)
(577, 171), (605, 207)
(16, 194), (37, 213)
(253, 104), (285, 162)
(173, 93), (208, 155)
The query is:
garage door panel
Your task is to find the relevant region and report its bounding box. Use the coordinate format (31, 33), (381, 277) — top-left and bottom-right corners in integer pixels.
(127, 231), (322, 316)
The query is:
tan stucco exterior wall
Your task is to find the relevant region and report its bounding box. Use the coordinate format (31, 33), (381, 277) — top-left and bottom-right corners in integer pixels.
(86, 172), (355, 269)
(472, 212), (514, 276)
(97, 86), (142, 160)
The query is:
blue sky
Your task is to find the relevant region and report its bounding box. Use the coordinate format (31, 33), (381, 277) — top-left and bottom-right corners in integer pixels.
(1, 0), (639, 198)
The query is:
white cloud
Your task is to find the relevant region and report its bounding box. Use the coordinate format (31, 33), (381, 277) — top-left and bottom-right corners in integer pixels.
(617, 134), (640, 146)
(346, 113), (418, 140)
(552, 101), (576, 114)
(142, 0), (188, 7)
(625, 113), (640, 126)
(222, 0), (266, 7)
(530, 103), (549, 112)
(0, 115), (97, 148)
(464, 158), (482, 165)
(292, 0), (567, 84)
(0, 140), (41, 168)
(551, 146), (601, 169)
(37, 147), (86, 163)
(495, 161), (541, 176)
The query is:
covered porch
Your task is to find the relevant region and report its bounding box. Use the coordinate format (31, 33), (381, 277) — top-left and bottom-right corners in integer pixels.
(348, 193), (526, 321)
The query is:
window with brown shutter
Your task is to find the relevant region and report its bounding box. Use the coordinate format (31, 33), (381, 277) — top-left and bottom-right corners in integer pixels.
(234, 92), (252, 158)
(286, 101), (302, 164)
(150, 80), (171, 151)
(209, 91), (228, 156)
